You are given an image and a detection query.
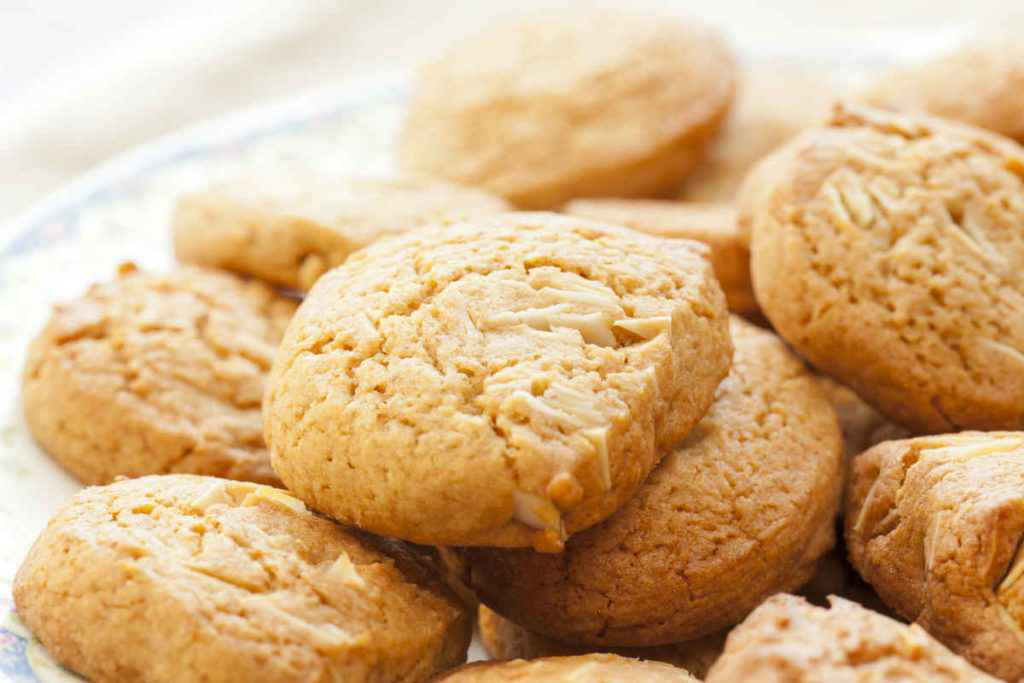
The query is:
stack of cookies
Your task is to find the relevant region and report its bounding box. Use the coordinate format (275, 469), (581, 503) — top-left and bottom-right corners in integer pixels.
(14, 10), (1024, 683)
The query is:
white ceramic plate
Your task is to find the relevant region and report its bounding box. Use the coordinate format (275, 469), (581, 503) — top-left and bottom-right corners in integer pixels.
(0, 31), (964, 678)
(0, 72), (408, 682)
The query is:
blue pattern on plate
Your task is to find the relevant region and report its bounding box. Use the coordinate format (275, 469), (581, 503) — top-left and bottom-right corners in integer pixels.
(0, 75), (405, 683)
(0, 79), (405, 262)
(0, 599), (37, 683)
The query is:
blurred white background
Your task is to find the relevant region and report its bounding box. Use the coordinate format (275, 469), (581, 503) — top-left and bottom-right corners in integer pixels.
(1, 0), (1023, 225)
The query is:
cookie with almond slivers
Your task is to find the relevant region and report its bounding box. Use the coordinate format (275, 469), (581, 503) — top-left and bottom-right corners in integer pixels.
(13, 475), (471, 683)
(458, 318), (841, 645)
(847, 432), (1024, 680)
(265, 212), (732, 551)
(743, 103), (1024, 432)
(706, 594), (997, 682)
(23, 264), (296, 486)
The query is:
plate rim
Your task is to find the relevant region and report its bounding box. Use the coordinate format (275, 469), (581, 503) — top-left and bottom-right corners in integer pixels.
(0, 69), (409, 261)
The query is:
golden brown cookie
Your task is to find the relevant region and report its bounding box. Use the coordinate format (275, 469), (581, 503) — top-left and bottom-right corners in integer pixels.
(705, 594), (998, 682)
(265, 212), (732, 552)
(173, 175), (508, 291)
(475, 549), (888, 680)
(458, 318), (841, 646)
(678, 64), (834, 203)
(476, 544), (892, 679)
(437, 654), (698, 682)
(22, 264), (296, 486)
(399, 11), (735, 209)
(13, 475), (471, 683)
(846, 432), (1024, 680)
(563, 200), (756, 315)
(477, 606), (725, 680)
(861, 37), (1024, 143)
(817, 376), (909, 460)
(744, 103), (1024, 433)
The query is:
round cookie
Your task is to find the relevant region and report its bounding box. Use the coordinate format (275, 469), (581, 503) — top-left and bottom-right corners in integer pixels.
(861, 37), (1024, 143)
(437, 654), (697, 682)
(13, 475), (471, 683)
(399, 11), (735, 209)
(704, 595), (998, 682)
(846, 432), (1024, 680)
(817, 376), (909, 461)
(265, 212), (732, 552)
(678, 64), (834, 203)
(173, 175), (508, 291)
(744, 103), (1024, 433)
(459, 317), (842, 645)
(477, 606), (725, 680)
(23, 264), (296, 485)
(564, 200), (755, 315)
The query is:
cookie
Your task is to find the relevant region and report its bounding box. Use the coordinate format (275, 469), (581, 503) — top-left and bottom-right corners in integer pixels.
(399, 11), (735, 209)
(704, 594), (998, 682)
(477, 546), (890, 679)
(846, 432), (1024, 680)
(173, 175), (508, 291)
(475, 551), (883, 678)
(23, 264), (296, 485)
(437, 654), (697, 682)
(564, 200), (756, 315)
(265, 212), (732, 552)
(678, 64), (833, 203)
(817, 376), (909, 460)
(13, 475), (471, 683)
(861, 37), (1024, 143)
(458, 317), (841, 645)
(744, 103), (1024, 433)
(477, 606), (725, 680)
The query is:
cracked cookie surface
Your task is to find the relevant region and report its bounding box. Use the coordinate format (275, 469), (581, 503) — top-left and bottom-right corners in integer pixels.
(846, 431), (1024, 680)
(264, 212), (731, 551)
(476, 547), (892, 678)
(861, 37), (1024, 144)
(458, 318), (841, 644)
(173, 175), (508, 291)
(744, 103), (1024, 433)
(12, 474), (471, 683)
(564, 200), (756, 315)
(436, 653), (698, 682)
(705, 594), (998, 682)
(477, 605), (725, 680)
(399, 10), (735, 209)
(23, 264), (296, 485)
